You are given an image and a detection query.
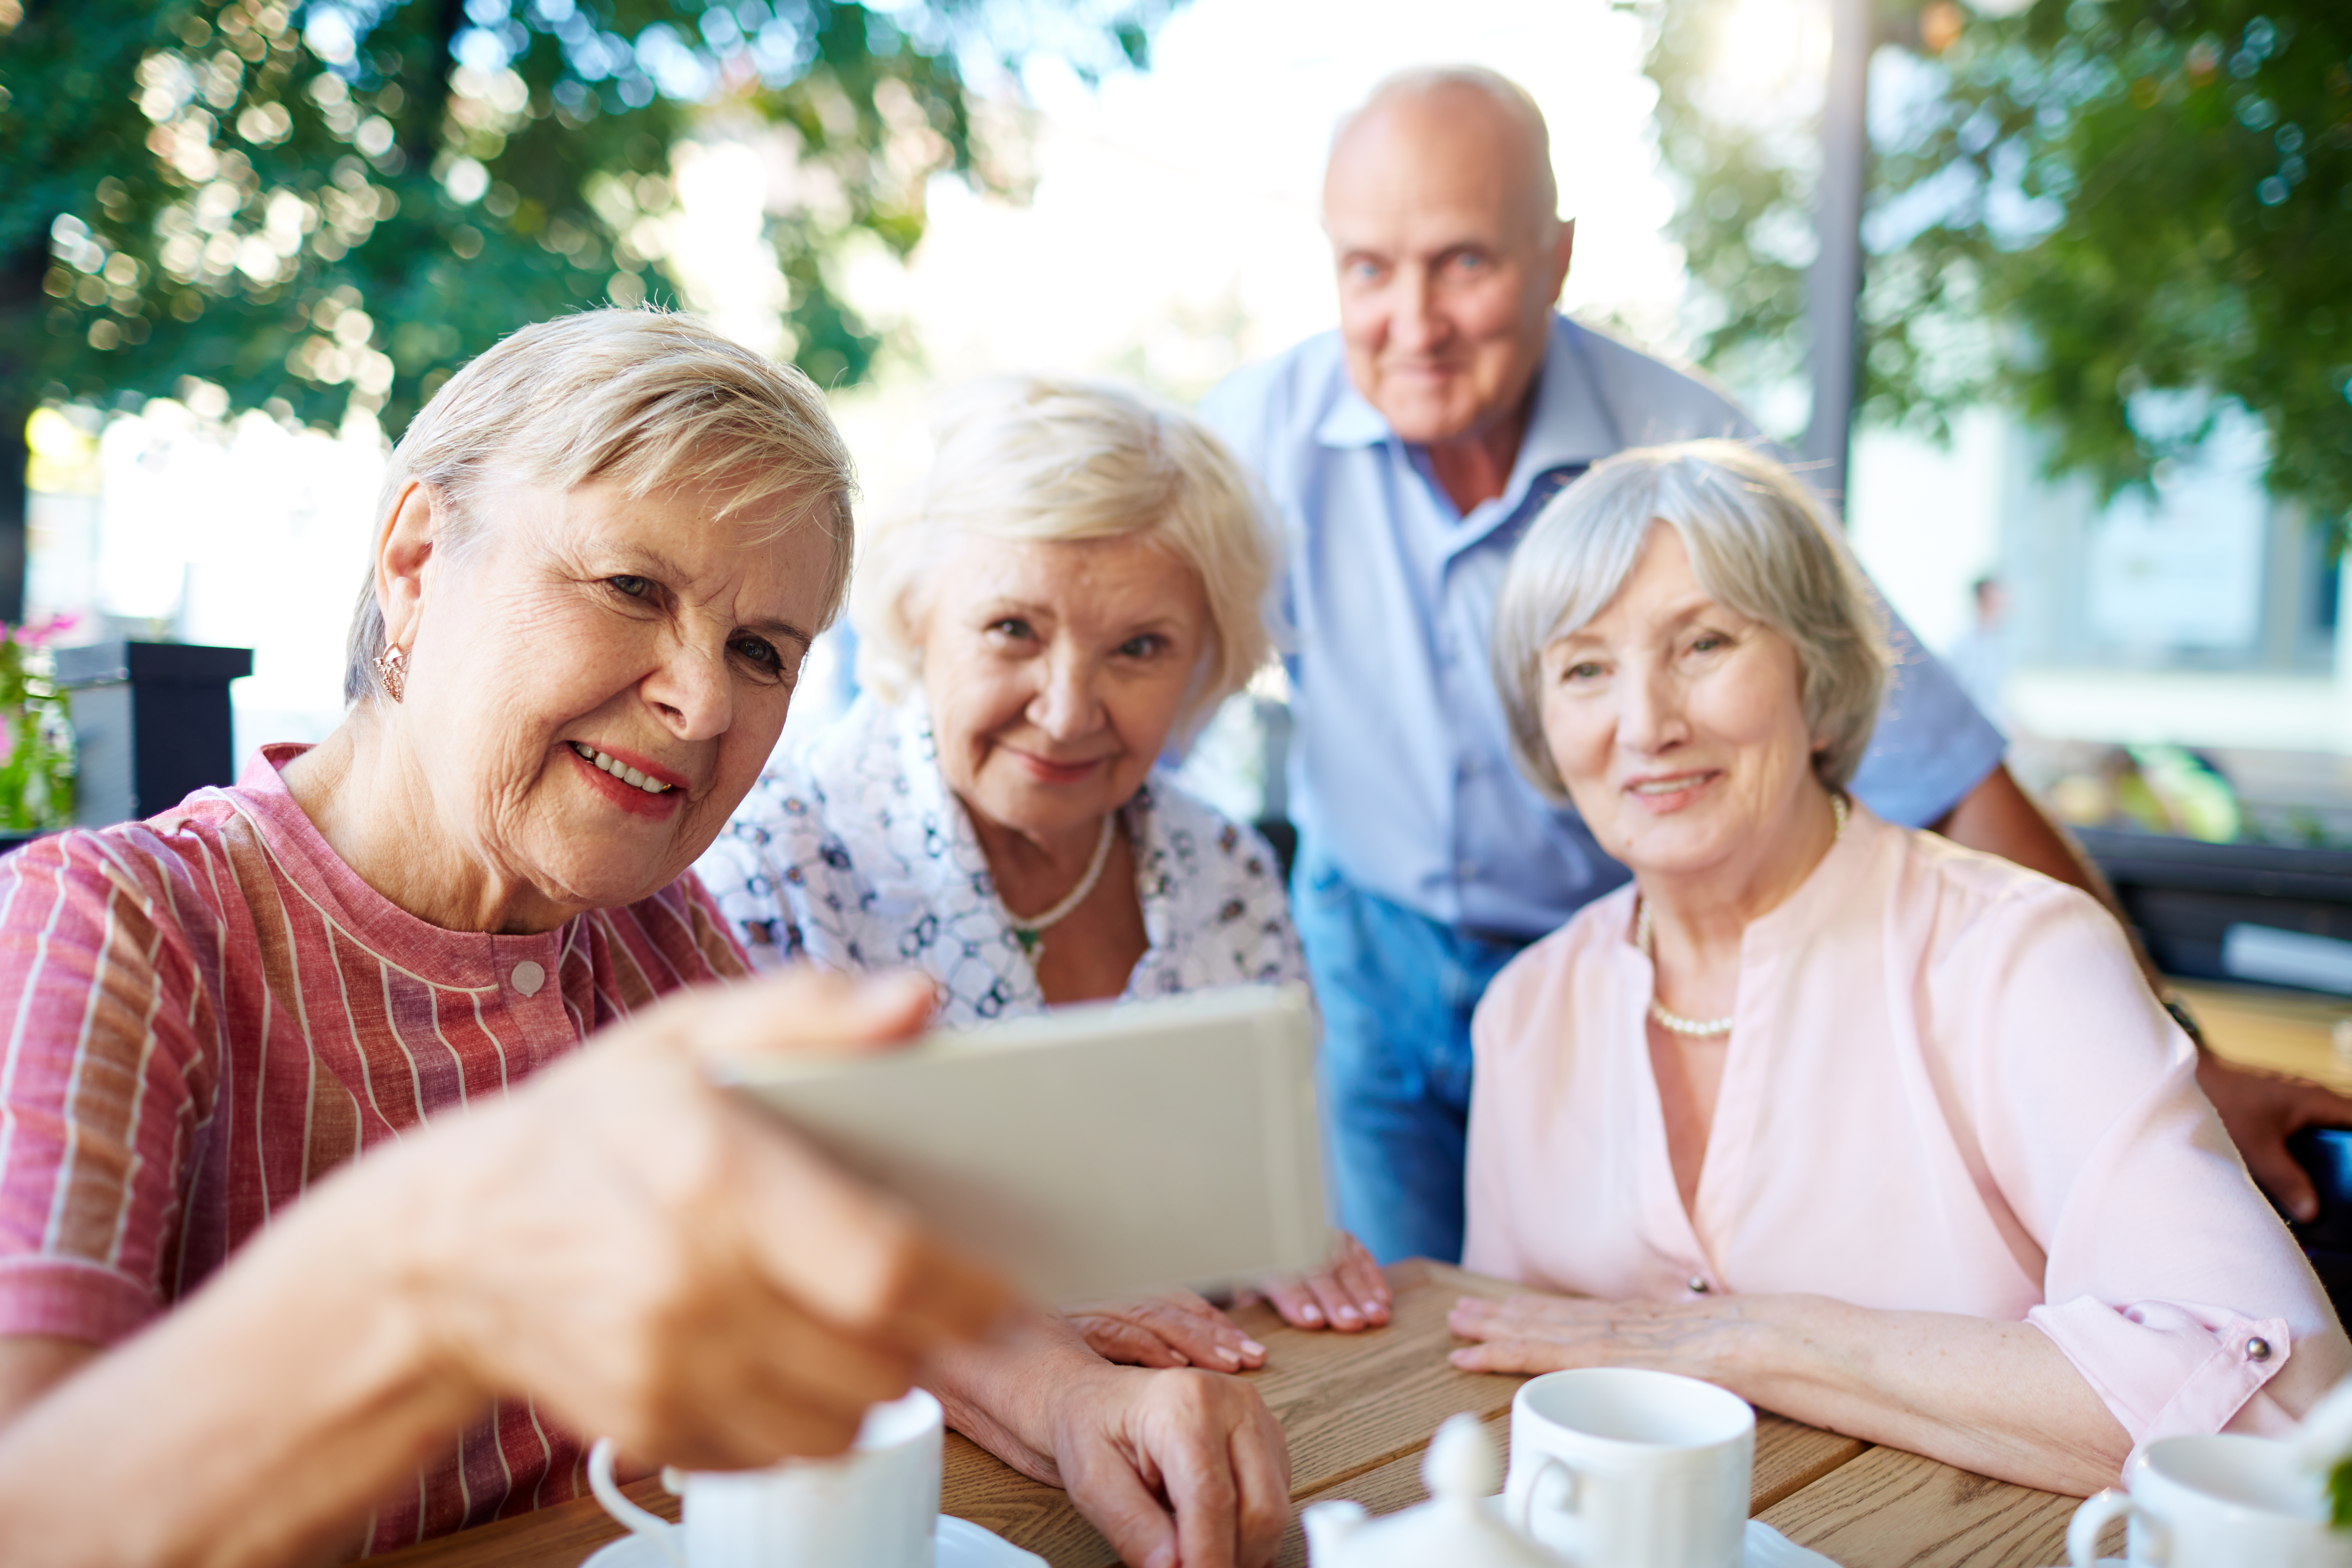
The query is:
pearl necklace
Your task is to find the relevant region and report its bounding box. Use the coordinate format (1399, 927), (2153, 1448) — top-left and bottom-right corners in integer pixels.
(1005, 815), (1117, 958)
(1637, 793), (1848, 1037)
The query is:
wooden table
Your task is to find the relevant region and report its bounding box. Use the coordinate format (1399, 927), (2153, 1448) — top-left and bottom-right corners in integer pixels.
(2174, 977), (2352, 1092)
(379, 1261), (2111, 1568)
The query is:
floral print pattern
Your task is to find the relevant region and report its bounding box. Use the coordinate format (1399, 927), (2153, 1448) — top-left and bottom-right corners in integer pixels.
(697, 696), (1307, 1029)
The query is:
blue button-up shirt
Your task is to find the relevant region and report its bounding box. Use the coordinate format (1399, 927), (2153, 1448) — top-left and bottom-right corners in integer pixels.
(1200, 314), (2007, 937)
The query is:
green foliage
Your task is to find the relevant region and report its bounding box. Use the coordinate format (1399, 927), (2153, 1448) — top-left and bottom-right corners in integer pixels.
(1640, 0), (2352, 530)
(0, 624), (76, 832)
(2333, 1454), (2352, 1530)
(0, 0), (1177, 435)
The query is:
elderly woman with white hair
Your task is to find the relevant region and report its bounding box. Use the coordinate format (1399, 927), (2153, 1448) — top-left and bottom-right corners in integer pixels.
(1446, 439), (2350, 1495)
(0, 319), (1291, 1568)
(700, 376), (1394, 1363)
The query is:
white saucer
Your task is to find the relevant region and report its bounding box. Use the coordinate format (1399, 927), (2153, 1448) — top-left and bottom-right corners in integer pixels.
(581, 1514), (1045, 1568)
(1482, 1499), (1841, 1566)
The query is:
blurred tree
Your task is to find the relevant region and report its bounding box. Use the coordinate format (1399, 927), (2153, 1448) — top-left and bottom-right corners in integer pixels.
(0, 0), (1175, 618)
(1643, 0), (2352, 536)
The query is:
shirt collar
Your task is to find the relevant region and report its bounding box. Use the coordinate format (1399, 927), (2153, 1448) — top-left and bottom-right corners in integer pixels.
(1517, 316), (1623, 474)
(228, 743), (568, 987)
(1313, 376), (1391, 449)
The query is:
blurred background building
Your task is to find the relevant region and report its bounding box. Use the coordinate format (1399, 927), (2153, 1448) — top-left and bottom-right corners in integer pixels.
(7, 0), (2348, 849)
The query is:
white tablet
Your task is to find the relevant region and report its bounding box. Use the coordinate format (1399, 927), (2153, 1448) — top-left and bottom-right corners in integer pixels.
(723, 985), (1326, 1306)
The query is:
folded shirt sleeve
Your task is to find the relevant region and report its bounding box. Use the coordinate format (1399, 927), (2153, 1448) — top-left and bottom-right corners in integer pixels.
(2030, 1294), (2300, 1452)
(1948, 880), (2352, 1458)
(0, 834), (207, 1345)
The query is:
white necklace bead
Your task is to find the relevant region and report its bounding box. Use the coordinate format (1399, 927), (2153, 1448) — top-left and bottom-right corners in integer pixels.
(1005, 814), (1118, 958)
(1638, 794), (1848, 1038)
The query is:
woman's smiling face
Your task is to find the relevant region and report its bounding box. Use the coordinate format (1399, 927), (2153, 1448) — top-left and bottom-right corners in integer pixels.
(395, 474), (836, 922)
(1539, 521), (1820, 883)
(917, 532), (1209, 846)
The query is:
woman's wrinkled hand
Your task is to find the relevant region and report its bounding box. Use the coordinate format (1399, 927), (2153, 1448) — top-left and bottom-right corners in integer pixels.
(1070, 1290), (1268, 1372)
(1046, 1361), (1291, 1568)
(1244, 1230), (1391, 1333)
(1446, 1292), (1741, 1380)
(927, 1307), (1290, 1568)
(397, 967), (1012, 1471)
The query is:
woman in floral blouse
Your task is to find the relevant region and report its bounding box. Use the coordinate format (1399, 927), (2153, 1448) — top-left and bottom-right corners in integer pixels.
(697, 376), (1390, 1359)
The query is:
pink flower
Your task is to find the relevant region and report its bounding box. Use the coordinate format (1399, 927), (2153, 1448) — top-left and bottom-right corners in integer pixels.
(3, 614), (81, 650)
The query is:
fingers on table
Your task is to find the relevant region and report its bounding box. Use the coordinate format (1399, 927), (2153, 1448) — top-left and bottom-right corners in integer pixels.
(1072, 1314), (1196, 1370)
(1066, 1438), (1185, 1568)
(1227, 1392), (1293, 1568)
(1445, 1314), (1587, 1376)
(1447, 1337), (1572, 1374)
(1163, 1429), (1244, 1568)
(1261, 1272), (1374, 1332)
(1131, 1292), (1267, 1370)
(1329, 1234), (1392, 1325)
(1445, 1296), (1571, 1363)
(1262, 1232), (1392, 1332)
(1154, 1378), (1290, 1568)
(1068, 1371), (1286, 1568)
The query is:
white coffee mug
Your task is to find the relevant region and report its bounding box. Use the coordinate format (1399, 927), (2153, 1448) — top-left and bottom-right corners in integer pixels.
(2068, 1433), (2352, 1568)
(1503, 1367), (1755, 1568)
(588, 1387), (943, 1568)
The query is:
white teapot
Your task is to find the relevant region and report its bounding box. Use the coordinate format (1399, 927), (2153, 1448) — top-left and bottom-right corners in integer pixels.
(1303, 1412), (1567, 1568)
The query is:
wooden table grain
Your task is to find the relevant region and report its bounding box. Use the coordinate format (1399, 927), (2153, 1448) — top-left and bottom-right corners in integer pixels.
(373, 1259), (2097, 1568)
(2173, 977), (2352, 1092)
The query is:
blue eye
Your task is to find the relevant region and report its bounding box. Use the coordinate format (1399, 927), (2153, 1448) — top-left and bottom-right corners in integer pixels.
(731, 635), (783, 673)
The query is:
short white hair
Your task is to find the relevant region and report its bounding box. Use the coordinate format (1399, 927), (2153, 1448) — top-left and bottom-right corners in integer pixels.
(346, 308), (855, 702)
(1335, 65), (1559, 226)
(1491, 439), (1892, 796)
(851, 376), (1276, 744)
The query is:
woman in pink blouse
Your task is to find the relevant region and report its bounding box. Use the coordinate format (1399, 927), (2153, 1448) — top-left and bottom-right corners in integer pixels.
(1450, 439), (2349, 1494)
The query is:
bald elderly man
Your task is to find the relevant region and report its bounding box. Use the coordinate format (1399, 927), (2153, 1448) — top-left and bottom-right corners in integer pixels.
(1201, 65), (2352, 1265)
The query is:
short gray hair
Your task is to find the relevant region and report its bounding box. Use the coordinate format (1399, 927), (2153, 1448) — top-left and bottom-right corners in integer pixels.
(345, 308), (856, 703)
(1336, 66), (1558, 226)
(851, 376), (1276, 745)
(1491, 439), (1892, 796)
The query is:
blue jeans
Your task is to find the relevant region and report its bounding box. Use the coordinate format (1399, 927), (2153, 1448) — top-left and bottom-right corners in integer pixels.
(1291, 844), (1530, 1265)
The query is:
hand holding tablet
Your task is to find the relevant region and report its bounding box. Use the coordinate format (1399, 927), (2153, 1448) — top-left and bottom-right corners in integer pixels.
(722, 985), (1328, 1307)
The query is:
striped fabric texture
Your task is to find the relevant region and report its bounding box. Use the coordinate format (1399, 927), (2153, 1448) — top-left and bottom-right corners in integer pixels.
(0, 745), (747, 1554)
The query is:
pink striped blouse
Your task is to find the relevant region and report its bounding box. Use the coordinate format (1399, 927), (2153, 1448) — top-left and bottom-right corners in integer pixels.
(0, 745), (747, 1554)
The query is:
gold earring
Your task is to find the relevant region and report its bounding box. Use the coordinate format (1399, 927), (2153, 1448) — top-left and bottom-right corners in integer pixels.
(373, 645), (408, 703)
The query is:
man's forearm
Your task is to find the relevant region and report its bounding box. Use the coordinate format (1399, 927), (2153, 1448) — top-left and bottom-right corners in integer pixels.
(0, 1148), (483, 1567)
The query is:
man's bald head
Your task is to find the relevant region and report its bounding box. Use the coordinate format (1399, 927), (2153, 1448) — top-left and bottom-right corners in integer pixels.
(1329, 67), (1561, 242)
(1321, 67), (1575, 452)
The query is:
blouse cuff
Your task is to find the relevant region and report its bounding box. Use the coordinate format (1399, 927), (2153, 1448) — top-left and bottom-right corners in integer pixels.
(0, 1254), (159, 1344)
(2028, 1294), (2290, 1463)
